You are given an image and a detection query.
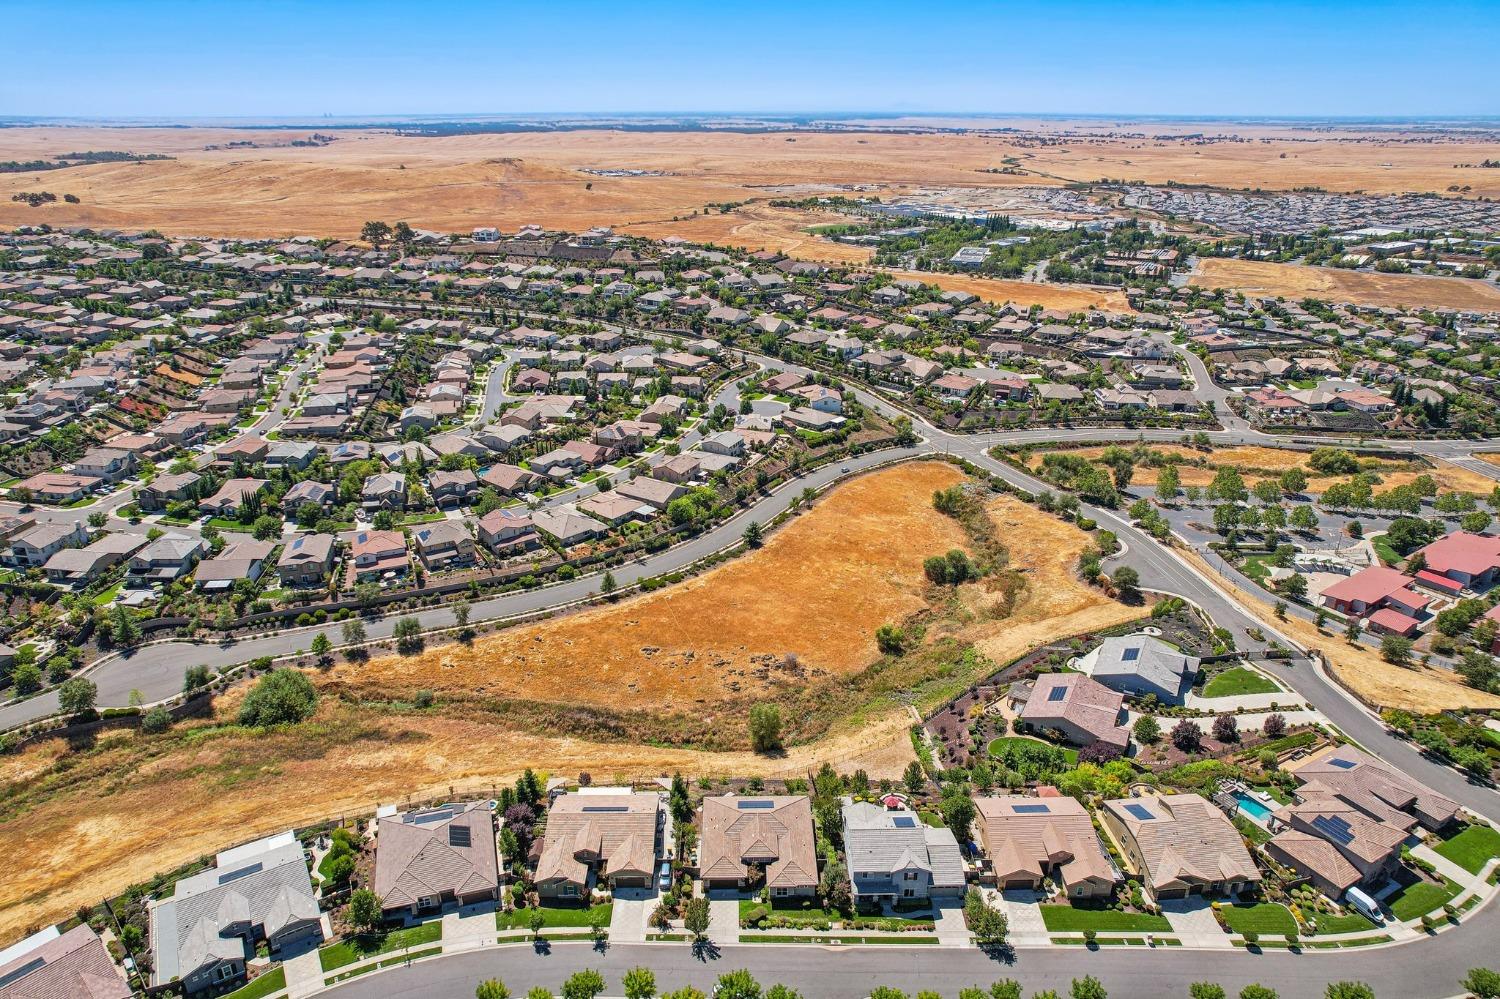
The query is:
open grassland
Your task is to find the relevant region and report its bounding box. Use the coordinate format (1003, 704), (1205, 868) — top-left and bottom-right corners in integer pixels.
(1178, 547), (1500, 714)
(328, 462), (969, 716)
(615, 204), (875, 265)
(0, 464), (1143, 942)
(1026, 444), (1498, 495)
(4, 123), (1500, 237)
(890, 270), (1131, 313)
(1191, 258), (1500, 311)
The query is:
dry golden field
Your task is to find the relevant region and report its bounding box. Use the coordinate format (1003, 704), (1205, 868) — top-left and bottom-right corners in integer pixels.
(1191, 257), (1500, 311)
(3, 122), (1500, 237)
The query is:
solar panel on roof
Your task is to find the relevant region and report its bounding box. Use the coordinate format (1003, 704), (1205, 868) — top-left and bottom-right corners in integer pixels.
(1121, 647), (1141, 662)
(1329, 758), (1356, 769)
(411, 807), (453, 825)
(1012, 803), (1051, 814)
(217, 862), (263, 885)
(581, 805), (630, 813)
(892, 816), (917, 828)
(737, 800), (775, 810)
(448, 825), (472, 848)
(1046, 686), (1068, 702)
(1124, 803), (1155, 821)
(0, 958), (47, 990)
(1312, 815), (1355, 846)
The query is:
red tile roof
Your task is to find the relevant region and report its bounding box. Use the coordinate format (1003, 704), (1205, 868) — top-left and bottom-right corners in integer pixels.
(1417, 531), (1500, 580)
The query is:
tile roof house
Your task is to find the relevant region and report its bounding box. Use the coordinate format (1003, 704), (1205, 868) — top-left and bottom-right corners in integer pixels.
(1319, 566), (1431, 626)
(535, 791), (661, 899)
(411, 521), (478, 571)
(476, 509), (542, 555)
(1100, 794), (1261, 900)
(373, 802), (498, 917)
(1014, 673), (1130, 751)
(147, 832), (321, 994)
(697, 796), (817, 896)
(973, 795), (1120, 898)
(841, 799), (965, 903)
(194, 540), (275, 592)
(277, 533), (337, 589)
(1264, 789), (1407, 897)
(1073, 635), (1198, 705)
(0, 924), (130, 999)
(1284, 746), (1459, 833)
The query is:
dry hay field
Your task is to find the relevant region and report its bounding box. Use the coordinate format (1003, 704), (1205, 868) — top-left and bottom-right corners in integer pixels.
(1191, 258), (1500, 312)
(0, 461), (1140, 940)
(891, 270), (1132, 313)
(4, 122), (1500, 238)
(1027, 444), (1498, 495)
(615, 204), (875, 265)
(1178, 548), (1500, 715)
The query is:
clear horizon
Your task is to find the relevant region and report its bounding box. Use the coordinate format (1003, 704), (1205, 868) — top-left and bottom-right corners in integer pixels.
(4, 0), (1498, 119)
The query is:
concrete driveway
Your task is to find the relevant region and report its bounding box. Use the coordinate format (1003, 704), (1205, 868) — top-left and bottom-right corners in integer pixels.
(609, 887), (659, 943)
(706, 889), (741, 944)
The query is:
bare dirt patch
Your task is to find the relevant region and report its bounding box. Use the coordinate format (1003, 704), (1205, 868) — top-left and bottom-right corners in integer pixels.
(330, 462), (968, 713)
(1191, 258), (1500, 312)
(890, 271), (1132, 313)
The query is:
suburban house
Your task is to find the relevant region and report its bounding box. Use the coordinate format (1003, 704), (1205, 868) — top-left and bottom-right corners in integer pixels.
(614, 475), (687, 511)
(1100, 794), (1261, 899)
(973, 794), (1120, 898)
(135, 471), (202, 512)
(198, 478), (269, 518)
(360, 473), (407, 511)
(125, 533), (206, 588)
(840, 799), (965, 904)
(1072, 635), (1198, 705)
(697, 796), (817, 897)
(348, 529), (409, 584)
(534, 790), (662, 899)
(0, 924), (130, 999)
(530, 507), (603, 547)
(9, 522), (89, 568)
(412, 521), (477, 571)
(1264, 799), (1406, 898)
(147, 831), (322, 995)
(195, 540), (275, 592)
(1012, 672), (1130, 751)
(277, 533), (337, 589)
(1283, 746), (1459, 833)
(476, 509), (541, 555)
(42, 533), (146, 587)
(373, 802), (499, 917)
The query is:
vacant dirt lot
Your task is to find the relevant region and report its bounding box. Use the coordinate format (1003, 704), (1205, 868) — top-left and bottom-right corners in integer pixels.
(4, 123), (1499, 236)
(1191, 258), (1500, 311)
(1028, 445), (1497, 495)
(330, 462), (968, 713)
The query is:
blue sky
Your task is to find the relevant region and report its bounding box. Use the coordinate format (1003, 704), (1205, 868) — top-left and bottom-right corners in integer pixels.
(4, 0), (1497, 119)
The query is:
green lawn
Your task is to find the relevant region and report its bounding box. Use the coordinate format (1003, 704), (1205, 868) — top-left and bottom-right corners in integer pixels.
(739, 899), (844, 923)
(318, 921), (442, 971)
(1435, 824), (1500, 874)
(1387, 876), (1462, 921)
(496, 901), (612, 930)
(1314, 911), (1377, 934)
(206, 516), (257, 532)
(1240, 555), (1273, 583)
(222, 967), (286, 999)
(1233, 814), (1272, 845)
(1202, 667), (1280, 698)
(1371, 536), (1400, 566)
(1039, 904), (1171, 933)
(988, 736), (1079, 764)
(1219, 902), (1297, 937)
(90, 582), (123, 607)
(396, 512), (448, 526)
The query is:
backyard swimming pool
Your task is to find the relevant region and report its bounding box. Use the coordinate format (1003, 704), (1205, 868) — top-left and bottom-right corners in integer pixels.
(1235, 792), (1273, 821)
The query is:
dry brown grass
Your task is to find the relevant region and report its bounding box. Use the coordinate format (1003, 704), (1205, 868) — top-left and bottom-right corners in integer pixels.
(889, 271), (1132, 313)
(4, 123), (1499, 237)
(1177, 548), (1500, 714)
(330, 462), (968, 713)
(1027, 445), (1497, 495)
(1191, 258), (1500, 311)
(616, 205), (874, 265)
(958, 495), (1142, 662)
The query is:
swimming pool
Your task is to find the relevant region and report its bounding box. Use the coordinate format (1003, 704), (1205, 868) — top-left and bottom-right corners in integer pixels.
(1235, 792), (1273, 822)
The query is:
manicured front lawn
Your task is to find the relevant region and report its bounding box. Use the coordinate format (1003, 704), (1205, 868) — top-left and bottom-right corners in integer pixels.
(1038, 904), (1170, 933)
(1219, 902), (1296, 937)
(1387, 876), (1462, 921)
(1434, 824), (1500, 874)
(318, 921), (442, 971)
(496, 901), (612, 930)
(223, 966), (286, 999)
(1313, 911), (1376, 934)
(1202, 667), (1280, 698)
(739, 899), (844, 924)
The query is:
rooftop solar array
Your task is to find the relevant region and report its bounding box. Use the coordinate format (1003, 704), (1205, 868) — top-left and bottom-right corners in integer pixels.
(448, 825), (472, 848)
(1312, 815), (1355, 846)
(1121, 647), (1141, 662)
(737, 800), (775, 810)
(1329, 757), (1356, 770)
(581, 805), (630, 813)
(411, 807), (453, 825)
(1124, 803), (1155, 821)
(1046, 685), (1069, 701)
(217, 862), (264, 885)
(892, 816), (917, 828)
(1012, 803), (1051, 814)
